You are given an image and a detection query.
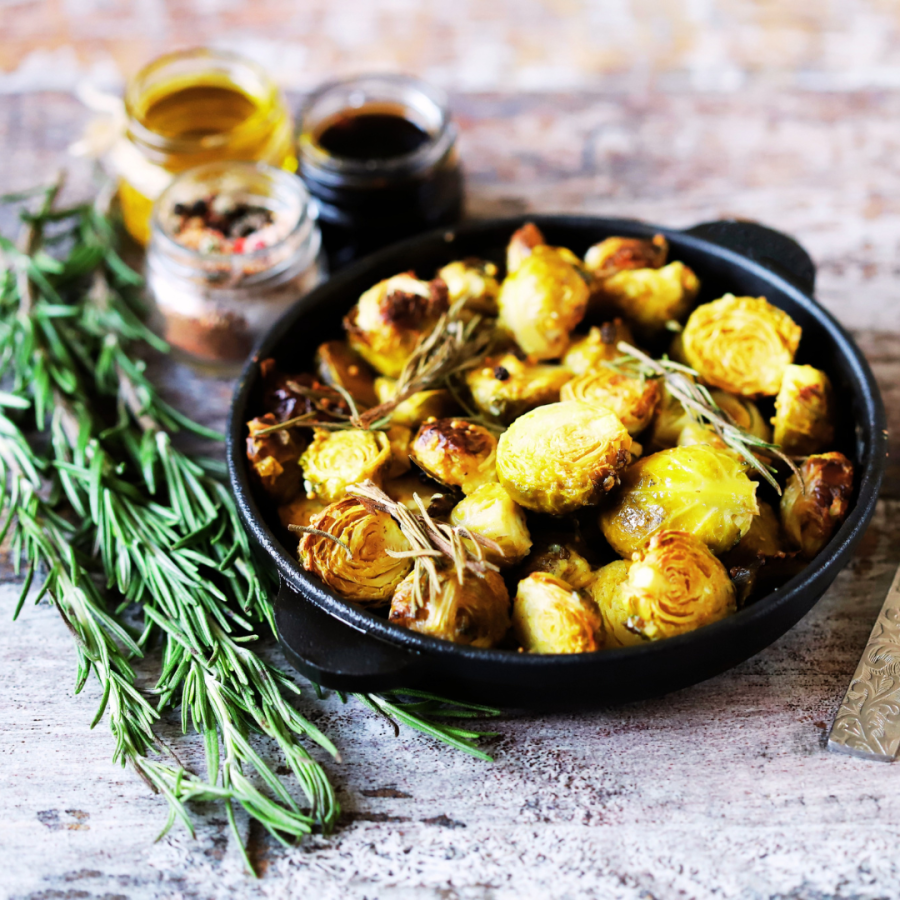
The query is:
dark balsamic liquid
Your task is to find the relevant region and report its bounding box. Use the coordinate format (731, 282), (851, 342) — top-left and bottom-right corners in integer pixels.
(316, 111), (430, 160)
(301, 102), (463, 269)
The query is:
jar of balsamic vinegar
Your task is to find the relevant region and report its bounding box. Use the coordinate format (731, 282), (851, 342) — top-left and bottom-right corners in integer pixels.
(115, 48), (295, 246)
(297, 74), (464, 269)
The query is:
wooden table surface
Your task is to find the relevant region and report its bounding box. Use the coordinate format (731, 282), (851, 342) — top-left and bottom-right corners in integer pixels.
(4, 8), (900, 897)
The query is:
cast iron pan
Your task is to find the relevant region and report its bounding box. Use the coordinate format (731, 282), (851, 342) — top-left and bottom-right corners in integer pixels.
(227, 216), (887, 709)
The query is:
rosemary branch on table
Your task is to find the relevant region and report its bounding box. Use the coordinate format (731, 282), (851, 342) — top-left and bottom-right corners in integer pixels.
(611, 341), (800, 493)
(0, 178), (500, 872)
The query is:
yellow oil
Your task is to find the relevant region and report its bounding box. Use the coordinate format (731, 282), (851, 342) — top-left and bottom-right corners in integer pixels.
(120, 74), (294, 245)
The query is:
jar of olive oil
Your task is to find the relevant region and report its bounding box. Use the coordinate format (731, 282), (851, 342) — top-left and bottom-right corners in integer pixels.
(114, 48), (294, 245)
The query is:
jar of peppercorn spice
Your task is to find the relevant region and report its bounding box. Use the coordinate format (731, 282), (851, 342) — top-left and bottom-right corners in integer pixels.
(146, 161), (325, 372)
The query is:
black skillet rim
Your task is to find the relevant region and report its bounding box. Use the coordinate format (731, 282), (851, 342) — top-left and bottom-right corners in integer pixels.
(227, 214), (887, 670)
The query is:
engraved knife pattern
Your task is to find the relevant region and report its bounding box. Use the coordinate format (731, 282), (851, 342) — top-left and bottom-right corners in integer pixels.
(828, 564), (900, 762)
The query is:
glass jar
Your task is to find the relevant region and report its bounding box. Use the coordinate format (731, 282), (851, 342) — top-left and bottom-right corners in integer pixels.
(115, 48), (295, 246)
(146, 161), (325, 372)
(297, 74), (464, 269)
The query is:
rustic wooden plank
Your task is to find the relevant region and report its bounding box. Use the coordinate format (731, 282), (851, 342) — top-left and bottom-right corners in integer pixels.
(3, 83), (900, 899)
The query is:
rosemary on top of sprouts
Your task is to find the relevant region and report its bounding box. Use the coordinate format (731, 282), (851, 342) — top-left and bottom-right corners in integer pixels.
(347, 479), (501, 610)
(611, 341), (801, 494)
(255, 299), (496, 438)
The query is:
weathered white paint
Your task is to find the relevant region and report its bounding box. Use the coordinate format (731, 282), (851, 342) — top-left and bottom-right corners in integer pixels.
(4, 71), (900, 897)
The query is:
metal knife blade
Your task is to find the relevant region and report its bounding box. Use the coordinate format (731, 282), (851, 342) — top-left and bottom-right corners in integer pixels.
(828, 562), (900, 762)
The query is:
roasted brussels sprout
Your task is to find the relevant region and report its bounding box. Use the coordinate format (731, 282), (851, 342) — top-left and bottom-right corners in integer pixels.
(389, 568), (510, 648)
(345, 272), (449, 378)
(519, 536), (595, 590)
(771, 364), (835, 456)
(299, 428), (392, 503)
(374, 376), (459, 429)
(645, 383), (693, 451)
(590, 531), (735, 646)
(560, 364), (661, 436)
(647, 386), (769, 452)
(589, 262), (700, 338)
(498, 245), (589, 360)
(298, 497), (412, 606)
(512, 572), (604, 654)
(681, 295), (801, 397)
(466, 352), (572, 424)
(246, 414), (304, 503)
(449, 483), (532, 567)
(717, 499), (789, 603)
(259, 362), (354, 424)
(438, 259), (500, 316)
(410, 418), (498, 495)
(277, 495), (326, 529)
(386, 424), (413, 477)
(716, 390), (772, 442)
(733, 500), (785, 562)
(315, 340), (379, 409)
(599, 444), (759, 557)
(384, 472), (447, 512)
(584, 234), (668, 278)
(781, 452), (854, 559)
(562, 320), (635, 375)
(506, 222), (546, 274)
(676, 421), (734, 454)
(497, 401), (632, 515)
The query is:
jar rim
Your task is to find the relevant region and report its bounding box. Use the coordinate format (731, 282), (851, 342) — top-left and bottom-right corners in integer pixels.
(149, 160), (317, 273)
(297, 73), (455, 183)
(125, 47), (283, 155)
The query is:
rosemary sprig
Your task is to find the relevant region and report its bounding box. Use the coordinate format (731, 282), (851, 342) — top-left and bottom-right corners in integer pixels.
(256, 299), (495, 438)
(1, 181), (501, 870)
(612, 341), (800, 492)
(347, 480), (500, 609)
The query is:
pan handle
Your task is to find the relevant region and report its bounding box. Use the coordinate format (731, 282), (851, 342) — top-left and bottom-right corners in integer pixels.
(684, 219), (816, 294)
(274, 577), (420, 693)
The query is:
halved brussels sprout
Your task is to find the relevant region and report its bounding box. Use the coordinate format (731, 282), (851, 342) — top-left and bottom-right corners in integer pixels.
(771, 364), (835, 456)
(277, 495), (326, 529)
(389, 568), (511, 648)
(589, 262), (700, 338)
(298, 497), (412, 606)
(315, 340), (379, 409)
(519, 536), (595, 590)
(512, 572), (604, 654)
(507, 222), (547, 274)
(676, 421), (734, 454)
(438, 259), (500, 316)
(647, 386), (770, 452)
(246, 414), (305, 503)
(449, 483), (532, 568)
(410, 418), (498, 495)
(563, 320), (635, 375)
(681, 295), (801, 397)
(345, 272), (449, 377)
(599, 444), (759, 557)
(560, 365), (661, 436)
(385, 424), (413, 477)
(584, 234), (668, 278)
(722, 501), (804, 604)
(465, 352), (572, 423)
(781, 452), (854, 559)
(590, 531), (735, 646)
(299, 428), (392, 503)
(497, 401), (632, 515)
(384, 471), (447, 512)
(374, 377), (459, 429)
(498, 245), (589, 360)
